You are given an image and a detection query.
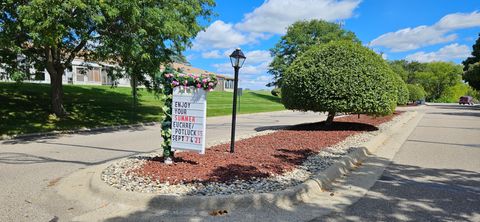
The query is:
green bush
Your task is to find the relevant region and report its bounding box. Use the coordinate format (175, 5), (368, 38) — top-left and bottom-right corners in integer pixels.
(436, 83), (471, 103)
(271, 88), (281, 97)
(407, 84), (426, 102)
(394, 74), (409, 105)
(282, 41), (397, 124)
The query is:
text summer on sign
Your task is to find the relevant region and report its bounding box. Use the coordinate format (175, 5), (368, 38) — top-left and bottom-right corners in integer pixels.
(171, 87), (207, 154)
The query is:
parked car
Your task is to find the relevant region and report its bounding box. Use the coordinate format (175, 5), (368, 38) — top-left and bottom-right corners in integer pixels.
(458, 96), (474, 105)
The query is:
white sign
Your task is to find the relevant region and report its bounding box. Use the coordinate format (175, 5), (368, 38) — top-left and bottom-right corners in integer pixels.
(171, 87), (207, 154)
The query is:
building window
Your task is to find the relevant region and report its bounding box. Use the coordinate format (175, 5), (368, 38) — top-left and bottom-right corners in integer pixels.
(225, 80), (233, 89)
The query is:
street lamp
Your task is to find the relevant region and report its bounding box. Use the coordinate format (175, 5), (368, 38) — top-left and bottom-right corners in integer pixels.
(229, 48), (246, 153)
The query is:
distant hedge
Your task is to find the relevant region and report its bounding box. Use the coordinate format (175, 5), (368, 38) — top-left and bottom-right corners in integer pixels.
(282, 41), (397, 124)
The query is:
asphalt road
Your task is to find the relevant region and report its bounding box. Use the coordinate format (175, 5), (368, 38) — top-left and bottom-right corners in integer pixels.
(0, 110), (323, 222)
(2, 104), (479, 222)
(314, 104), (480, 222)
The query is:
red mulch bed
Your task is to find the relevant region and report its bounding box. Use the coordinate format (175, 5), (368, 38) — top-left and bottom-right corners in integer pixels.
(133, 113), (399, 184)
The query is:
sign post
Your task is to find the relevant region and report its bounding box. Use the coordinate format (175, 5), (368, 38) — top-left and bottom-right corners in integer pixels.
(171, 87), (207, 154)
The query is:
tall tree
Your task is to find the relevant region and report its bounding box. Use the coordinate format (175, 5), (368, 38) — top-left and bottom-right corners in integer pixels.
(462, 34), (480, 71)
(0, 0), (214, 116)
(388, 60), (427, 84)
(414, 62), (463, 101)
(94, 1), (214, 108)
(268, 20), (360, 87)
(463, 63), (480, 90)
(462, 34), (480, 90)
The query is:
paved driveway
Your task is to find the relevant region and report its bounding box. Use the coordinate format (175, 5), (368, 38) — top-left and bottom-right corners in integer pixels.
(0, 110), (323, 222)
(314, 104), (480, 222)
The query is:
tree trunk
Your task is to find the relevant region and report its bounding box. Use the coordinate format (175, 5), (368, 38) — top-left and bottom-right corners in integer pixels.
(49, 69), (67, 117)
(326, 111), (335, 125)
(131, 76), (138, 108)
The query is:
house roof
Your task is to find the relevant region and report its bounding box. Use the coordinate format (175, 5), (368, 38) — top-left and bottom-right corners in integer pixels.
(70, 57), (233, 80)
(172, 63), (234, 80)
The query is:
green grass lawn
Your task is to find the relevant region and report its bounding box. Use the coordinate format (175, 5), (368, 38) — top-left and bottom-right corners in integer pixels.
(0, 82), (284, 135)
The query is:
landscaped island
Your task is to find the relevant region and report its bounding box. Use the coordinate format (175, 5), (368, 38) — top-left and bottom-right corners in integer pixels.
(101, 112), (404, 196)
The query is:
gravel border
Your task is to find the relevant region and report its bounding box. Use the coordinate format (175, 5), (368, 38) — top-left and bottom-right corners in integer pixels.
(101, 113), (406, 196)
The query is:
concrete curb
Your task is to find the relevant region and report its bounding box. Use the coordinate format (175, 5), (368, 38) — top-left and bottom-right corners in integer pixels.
(56, 111), (418, 216)
(0, 122), (158, 141)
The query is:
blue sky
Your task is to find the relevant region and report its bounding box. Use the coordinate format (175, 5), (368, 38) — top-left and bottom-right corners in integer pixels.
(185, 0), (480, 90)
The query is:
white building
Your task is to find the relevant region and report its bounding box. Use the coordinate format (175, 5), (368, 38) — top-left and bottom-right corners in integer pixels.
(1, 59), (234, 92)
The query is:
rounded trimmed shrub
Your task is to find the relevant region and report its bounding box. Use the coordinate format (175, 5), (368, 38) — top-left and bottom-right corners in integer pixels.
(407, 84), (426, 102)
(282, 41), (397, 123)
(394, 74), (409, 105)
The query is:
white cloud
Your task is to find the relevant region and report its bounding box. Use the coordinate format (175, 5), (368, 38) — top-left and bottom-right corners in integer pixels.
(241, 62), (270, 75)
(201, 50), (222, 59)
(405, 43), (471, 62)
(371, 11), (480, 52)
(192, 20), (250, 50)
(244, 50), (272, 64)
(235, 0), (361, 34)
(212, 63), (273, 89)
(436, 11), (480, 30)
(371, 26), (457, 52)
(256, 75), (272, 82)
(240, 75), (273, 89)
(212, 63), (232, 74)
(192, 0), (360, 54)
(212, 61), (270, 75)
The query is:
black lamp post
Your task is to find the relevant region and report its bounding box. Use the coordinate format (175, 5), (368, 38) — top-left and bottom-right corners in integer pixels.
(229, 48), (246, 153)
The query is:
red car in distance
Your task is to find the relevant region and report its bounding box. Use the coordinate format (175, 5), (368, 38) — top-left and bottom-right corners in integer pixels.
(459, 96), (474, 105)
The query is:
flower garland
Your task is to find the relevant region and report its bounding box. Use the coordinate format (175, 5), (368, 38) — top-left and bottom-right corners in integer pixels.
(158, 70), (218, 160)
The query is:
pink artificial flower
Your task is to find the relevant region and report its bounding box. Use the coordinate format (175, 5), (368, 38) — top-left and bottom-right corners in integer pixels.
(208, 82), (214, 86)
(196, 83), (202, 88)
(202, 79), (207, 83)
(178, 73), (184, 77)
(172, 80), (179, 86)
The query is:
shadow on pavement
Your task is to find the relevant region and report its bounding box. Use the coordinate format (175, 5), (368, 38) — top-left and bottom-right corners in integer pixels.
(317, 162), (480, 222)
(416, 125), (480, 131)
(407, 139), (480, 148)
(1, 124), (153, 145)
(99, 158), (480, 222)
(0, 148), (159, 166)
(432, 111), (480, 117)
(428, 104), (480, 111)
